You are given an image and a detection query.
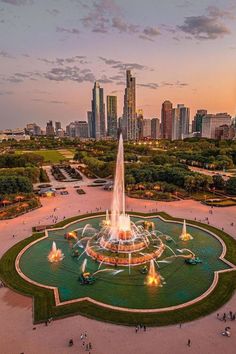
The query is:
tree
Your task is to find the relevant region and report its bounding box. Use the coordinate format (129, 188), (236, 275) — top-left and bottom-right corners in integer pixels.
(0, 176), (32, 195)
(212, 174), (225, 190)
(225, 178), (236, 195)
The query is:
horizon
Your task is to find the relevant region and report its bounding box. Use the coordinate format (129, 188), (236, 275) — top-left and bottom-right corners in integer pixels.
(0, 0), (236, 129)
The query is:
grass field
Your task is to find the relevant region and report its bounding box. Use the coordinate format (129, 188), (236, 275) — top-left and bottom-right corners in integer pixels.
(1, 212), (236, 326)
(16, 150), (68, 164)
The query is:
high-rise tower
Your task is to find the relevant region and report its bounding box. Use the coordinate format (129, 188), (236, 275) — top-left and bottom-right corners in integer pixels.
(123, 70), (137, 140)
(107, 95), (118, 138)
(161, 100), (173, 139)
(91, 82), (105, 139)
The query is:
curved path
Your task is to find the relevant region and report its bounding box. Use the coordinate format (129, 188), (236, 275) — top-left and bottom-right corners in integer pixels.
(0, 185), (236, 354)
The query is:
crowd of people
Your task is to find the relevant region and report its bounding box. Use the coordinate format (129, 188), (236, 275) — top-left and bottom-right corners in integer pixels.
(68, 332), (93, 352)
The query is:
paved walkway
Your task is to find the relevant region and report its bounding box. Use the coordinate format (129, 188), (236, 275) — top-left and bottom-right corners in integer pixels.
(0, 186), (236, 354)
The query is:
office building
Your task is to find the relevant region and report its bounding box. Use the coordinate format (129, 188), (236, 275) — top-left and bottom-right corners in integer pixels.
(143, 119), (151, 138)
(46, 120), (55, 136)
(192, 110), (207, 136)
(137, 109), (144, 139)
(91, 82), (105, 139)
(151, 118), (160, 139)
(202, 113), (232, 139)
(123, 70), (137, 140)
(107, 95), (117, 138)
(161, 100), (173, 139)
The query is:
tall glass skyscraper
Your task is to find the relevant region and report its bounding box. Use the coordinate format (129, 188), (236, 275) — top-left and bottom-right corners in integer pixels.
(161, 100), (173, 139)
(123, 70), (137, 140)
(107, 95), (117, 138)
(91, 82), (105, 139)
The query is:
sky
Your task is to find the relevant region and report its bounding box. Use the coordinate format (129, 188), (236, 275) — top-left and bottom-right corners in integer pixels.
(0, 0), (236, 129)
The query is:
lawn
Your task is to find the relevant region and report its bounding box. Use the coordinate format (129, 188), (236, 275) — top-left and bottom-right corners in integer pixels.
(190, 191), (218, 201)
(0, 212), (236, 326)
(16, 150), (67, 164)
(205, 199), (236, 207)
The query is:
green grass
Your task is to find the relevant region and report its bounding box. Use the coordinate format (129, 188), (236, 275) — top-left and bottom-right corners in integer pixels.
(1, 212), (236, 326)
(16, 150), (67, 164)
(205, 199), (236, 207)
(190, 191), (218, 201)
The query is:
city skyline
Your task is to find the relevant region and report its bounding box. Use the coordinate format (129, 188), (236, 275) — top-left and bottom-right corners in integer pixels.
(0, 0), (236, 129)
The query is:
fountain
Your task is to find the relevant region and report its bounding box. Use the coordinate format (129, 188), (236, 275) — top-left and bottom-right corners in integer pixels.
(85, 134), (165, 266)
(179, 220), (193, 241)
(48, 241), (64, 263)
(146, 260), (164, 286)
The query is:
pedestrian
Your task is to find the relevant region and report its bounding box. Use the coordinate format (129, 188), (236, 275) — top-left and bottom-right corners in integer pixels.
(89, 342), (92, 349)
(144, 325), (146, 331)
(69, 339), (74, 347)
(80, 334), (83, 340)
(187, 339), (191, 347)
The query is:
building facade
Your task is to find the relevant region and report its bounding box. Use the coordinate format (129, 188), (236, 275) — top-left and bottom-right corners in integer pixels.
(151, 118), (160, 139)
(202, 113), (232, 139)
(161, 100), (173, 139)
(123, 70), (137, 140)
(107, 95), (117, 138)
(192, 110), (207, 136)
(179, 104), (190, 139)
(46, 120), (55, 136)
(142, 119), (151, 138)
(91, 82), (105, 139)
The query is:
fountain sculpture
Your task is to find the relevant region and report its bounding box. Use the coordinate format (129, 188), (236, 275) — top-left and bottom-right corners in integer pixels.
(86, 134), (165, 266)
(48, 241), (64, 263)
(179, 220), (193, 241)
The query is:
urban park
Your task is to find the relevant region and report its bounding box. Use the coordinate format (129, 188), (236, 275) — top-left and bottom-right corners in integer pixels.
(2, 135), (236, 325)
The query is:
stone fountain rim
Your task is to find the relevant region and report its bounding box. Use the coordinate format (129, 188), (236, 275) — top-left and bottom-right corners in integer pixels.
(15, 212), (236, 314)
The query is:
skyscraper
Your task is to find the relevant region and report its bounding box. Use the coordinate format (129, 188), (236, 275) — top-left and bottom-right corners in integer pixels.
(143, 119), (151, 138)
(192, 109), (207, 136)
(46, 120), (55, 136)
(137, 109), (144, 140)
(179, 104), (190, 139)
(151, 118), (160, 139)
(202, 113), (232, 138)
(91, 82), (105, 139)
(87, 111), (93, 138)
(161, 100), (173, 139)
(123, 70), (136, 140)
(107, 95), (117, 138)
(172, 107), (180, 140)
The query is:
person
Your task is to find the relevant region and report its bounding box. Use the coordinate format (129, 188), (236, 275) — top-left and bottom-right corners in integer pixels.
(187, 339), (191, 347)
(69, 339), (73, 347)
(143, 325), (146, 331)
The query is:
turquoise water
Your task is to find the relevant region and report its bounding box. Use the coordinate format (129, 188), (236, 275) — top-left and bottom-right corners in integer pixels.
(19, 216), (231, 309)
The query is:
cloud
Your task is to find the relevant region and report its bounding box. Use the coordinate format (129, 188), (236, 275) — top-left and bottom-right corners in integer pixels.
(138, 83), (159, 90)
(43, 66), (95, 83)
(0, 90), (13, 95)
(178, 6), (232, 40)
(111, 17), (139, 33)
(98, 74), (113, 83)
(0, 50), (14, 58)
(56, 26), (80, 35)
(0, 0), (32, 5)
(38, 55), (87, 65)
(143, 26), (161, 37)
(80, 0), (160, 41)
(161, 81), (188, 88)
(32, 98), (67, 104)
(47, 8), (60, 16)
(99, 57), (151, 72)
